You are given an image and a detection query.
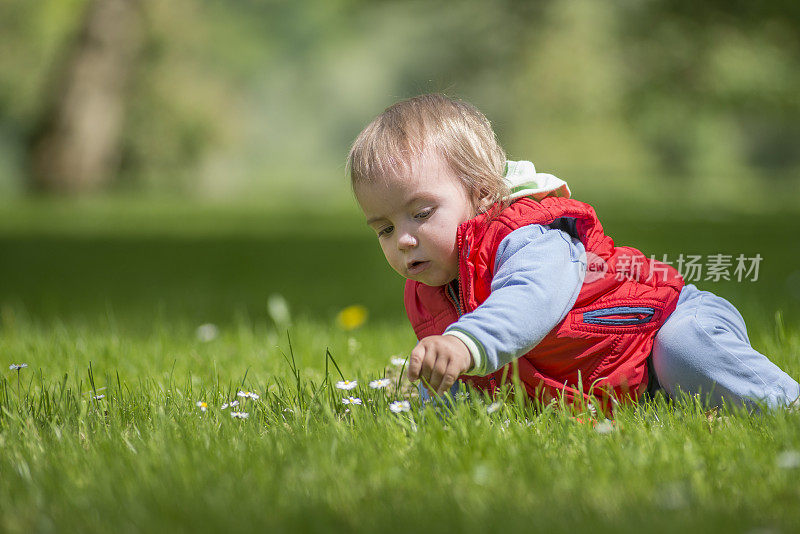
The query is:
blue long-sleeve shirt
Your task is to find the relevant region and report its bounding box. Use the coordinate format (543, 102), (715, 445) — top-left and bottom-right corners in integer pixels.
(443, 219), (587, 375)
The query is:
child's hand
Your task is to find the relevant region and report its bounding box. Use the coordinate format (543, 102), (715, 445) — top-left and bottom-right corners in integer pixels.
(407, 335), (473, 395)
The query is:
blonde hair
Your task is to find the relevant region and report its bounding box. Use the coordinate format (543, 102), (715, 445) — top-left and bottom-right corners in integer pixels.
(347, 94), (508, 212)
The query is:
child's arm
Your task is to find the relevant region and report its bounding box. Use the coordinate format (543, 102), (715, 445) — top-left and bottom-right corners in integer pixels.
(408, 224), (585, 393)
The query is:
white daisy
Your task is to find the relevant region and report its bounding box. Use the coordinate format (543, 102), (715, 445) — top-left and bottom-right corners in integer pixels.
(389, 357), (406, 367)
(369, 378), (391, 389)
(196, 401), (208, 412)
(9, 363), (28, 371)
(267, 294), (291, 326)
(93, 394), (105, 401)
(389, 400), (411, 413)
(230, 411), (249, 419)
(195, 323), (219, 342)
(335, 380), (358, 390)
(486, 401), (502, 414)
(777, 450), (800, 469)
(594, 420), (614, 435)
(342, 396), (363, 405)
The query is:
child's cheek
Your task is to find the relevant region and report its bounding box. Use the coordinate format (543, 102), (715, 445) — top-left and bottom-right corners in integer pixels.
(380, 245), (403, 275)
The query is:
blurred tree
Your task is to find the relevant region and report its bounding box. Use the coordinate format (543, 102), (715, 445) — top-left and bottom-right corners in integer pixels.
(618, 0), (800, 178)
(0, 0), (795, 201)
(28, 0), (144, 193)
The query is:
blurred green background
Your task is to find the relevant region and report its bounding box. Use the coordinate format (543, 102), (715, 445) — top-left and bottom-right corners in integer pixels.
(2, 0), (799, 208)
(1, 0), (799, 331)
(2, 6), (800, 531)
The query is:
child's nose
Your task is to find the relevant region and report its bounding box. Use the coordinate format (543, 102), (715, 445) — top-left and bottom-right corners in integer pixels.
(397, 232), (418, 250)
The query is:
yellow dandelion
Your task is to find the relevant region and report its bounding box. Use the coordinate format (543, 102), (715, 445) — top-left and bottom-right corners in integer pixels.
(336, 305), (368, 331)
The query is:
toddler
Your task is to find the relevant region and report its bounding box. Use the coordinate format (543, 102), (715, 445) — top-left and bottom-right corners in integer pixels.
(348, 94), (799, 411)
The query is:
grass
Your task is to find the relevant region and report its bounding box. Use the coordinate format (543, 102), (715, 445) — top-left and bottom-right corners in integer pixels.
(1, 199), (800, 533)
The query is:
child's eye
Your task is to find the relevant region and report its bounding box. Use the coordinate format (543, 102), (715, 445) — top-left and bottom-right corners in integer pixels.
(377, 225), (394, 237)
(415, 208), (433, 220)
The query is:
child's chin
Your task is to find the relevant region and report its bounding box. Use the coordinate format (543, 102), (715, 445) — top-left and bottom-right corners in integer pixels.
(403, 265), (456, 286)
(415, 274), (453, 287)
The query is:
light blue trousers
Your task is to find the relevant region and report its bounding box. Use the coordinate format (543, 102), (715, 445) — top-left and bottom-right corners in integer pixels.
(423, 285), (800, 410)
(652, 284), (799, 409)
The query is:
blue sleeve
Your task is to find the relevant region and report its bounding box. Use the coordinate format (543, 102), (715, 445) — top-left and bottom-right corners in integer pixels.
(444, 224), (586, 375)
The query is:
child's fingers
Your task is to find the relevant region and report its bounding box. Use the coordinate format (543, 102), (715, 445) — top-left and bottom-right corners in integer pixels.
(407, 344), (426, 381)
(418, 350), (436, 387)
(437, 360), (461, 395)
(429, 356), (448, 394)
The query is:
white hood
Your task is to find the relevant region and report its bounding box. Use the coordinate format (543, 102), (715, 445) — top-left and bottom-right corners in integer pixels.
(503, 160), (571, 201)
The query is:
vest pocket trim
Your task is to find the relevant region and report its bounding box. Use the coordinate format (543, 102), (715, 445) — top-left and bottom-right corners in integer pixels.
(582, 306), (655, 326)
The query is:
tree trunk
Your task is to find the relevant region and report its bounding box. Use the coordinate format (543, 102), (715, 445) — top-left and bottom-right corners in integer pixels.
(29, 0), (143, 194)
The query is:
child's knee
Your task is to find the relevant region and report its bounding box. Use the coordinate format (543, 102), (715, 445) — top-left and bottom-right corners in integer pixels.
(693, 293), (750, 344)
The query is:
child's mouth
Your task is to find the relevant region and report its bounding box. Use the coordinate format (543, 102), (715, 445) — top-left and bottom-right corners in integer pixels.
(407, 261), (430, 275)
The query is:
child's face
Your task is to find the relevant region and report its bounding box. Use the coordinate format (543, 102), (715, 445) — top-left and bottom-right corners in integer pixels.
(356, 153), (477, 287)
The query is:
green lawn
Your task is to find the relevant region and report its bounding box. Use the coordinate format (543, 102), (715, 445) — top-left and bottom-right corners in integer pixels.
(1, 199), (800, 533)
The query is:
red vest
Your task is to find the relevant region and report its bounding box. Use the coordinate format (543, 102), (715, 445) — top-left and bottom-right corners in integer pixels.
(404, 197), (684, 407)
